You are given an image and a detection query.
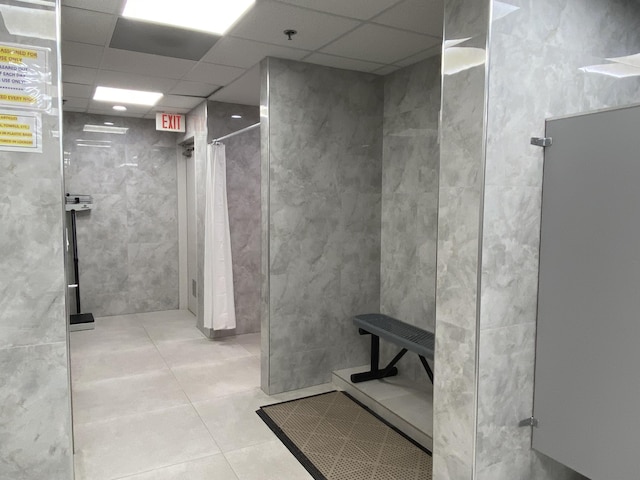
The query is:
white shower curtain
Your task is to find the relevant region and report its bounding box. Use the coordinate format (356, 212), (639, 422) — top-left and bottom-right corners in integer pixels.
(203, 143), (236, 331)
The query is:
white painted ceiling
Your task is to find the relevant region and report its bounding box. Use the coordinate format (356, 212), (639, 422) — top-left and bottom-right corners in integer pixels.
(61, 0), (443, 118)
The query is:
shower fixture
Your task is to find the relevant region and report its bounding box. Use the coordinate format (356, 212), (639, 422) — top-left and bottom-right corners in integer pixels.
(284, 29), (297, 41)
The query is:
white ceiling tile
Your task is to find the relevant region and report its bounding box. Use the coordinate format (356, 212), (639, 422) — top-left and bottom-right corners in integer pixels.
(87, 108), (151, 118)
(61, 6), (115, 45)
(62, 65), (98, 85)
(101, 49), (197, 80)
(63, 82), (93, 98)
(89, 100), (151, 113)
(276, 0), (402, 20)
(209, 66), (260, 106)
(96, 70), (179, 92)
(303, 53), (386, 73)
(229, 1), (360, 51)
(372, 0), (444, 37)
(394, 44), (441, 67)
(63, 97), (90, 109)
(321, 24), (440, 64)
(202, 36), (309, 69)
(62, 41), (104, 68)
(156, 95), (203, 109)
(62, 0), (122, 14)
(183, 63), (245, 85)
(170, 81), (220, 97)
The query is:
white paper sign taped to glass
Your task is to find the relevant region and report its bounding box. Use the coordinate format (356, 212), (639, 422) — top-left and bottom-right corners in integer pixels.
(0, 111), (42, 153)
(0, 43), (51, 111)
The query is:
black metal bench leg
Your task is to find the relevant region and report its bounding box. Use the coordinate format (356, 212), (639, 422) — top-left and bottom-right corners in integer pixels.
(351, 333), (402, 383)
(379, 348), (408, 377)
(371, 334), (379, 372)
(419, 355), (434, 384)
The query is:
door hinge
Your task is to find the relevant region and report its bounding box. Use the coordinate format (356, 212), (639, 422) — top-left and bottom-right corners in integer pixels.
(519, 416), (539, 428)
(531, 137), (552, 147)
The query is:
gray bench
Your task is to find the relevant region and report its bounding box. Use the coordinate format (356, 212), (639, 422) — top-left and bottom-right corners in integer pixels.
(351, 313), (435, 384)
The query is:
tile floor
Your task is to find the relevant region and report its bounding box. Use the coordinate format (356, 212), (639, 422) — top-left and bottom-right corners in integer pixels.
(69, 310), (333, 480)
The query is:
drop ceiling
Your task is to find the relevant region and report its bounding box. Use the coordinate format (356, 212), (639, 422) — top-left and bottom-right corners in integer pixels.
(61, 0), (443, 118)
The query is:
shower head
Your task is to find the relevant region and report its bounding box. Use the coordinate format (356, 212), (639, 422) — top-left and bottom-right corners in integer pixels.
(182, 146), (194, 158)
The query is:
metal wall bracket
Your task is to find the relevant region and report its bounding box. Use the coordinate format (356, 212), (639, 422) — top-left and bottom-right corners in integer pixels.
(531, 137), (552, 147)
(519, 416), (539, 428)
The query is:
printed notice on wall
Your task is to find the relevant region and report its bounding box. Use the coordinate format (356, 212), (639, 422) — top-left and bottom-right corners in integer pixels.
(0, 43), (51, 111)
(0, 111), (42, 153)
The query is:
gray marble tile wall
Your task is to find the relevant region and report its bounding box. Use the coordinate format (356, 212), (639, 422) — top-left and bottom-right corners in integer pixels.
(434, 0), (490, 478)
(63, 113), (179, 318)
(178, 102), (208, 334)
(380, 56), (440, 381)
(476, 1), (640, 479)
(208, 101), (261, 335)
(0, 2), (73, 478)
(262, 57), (383, 394)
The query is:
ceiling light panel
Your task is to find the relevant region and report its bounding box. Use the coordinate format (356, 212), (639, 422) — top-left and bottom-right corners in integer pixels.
(122, 0), (255, 35)
(94, 86), (163, 106)
(83, 124), (129, 134)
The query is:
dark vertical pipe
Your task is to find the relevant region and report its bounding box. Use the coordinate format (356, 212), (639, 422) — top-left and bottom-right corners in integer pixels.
(70, 209), (81, 313)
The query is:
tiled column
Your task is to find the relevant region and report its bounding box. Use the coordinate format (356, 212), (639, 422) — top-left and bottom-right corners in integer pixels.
(0, 2), (73, 478)
(433, 1), (490, 478)
(261, 57), (383, 394)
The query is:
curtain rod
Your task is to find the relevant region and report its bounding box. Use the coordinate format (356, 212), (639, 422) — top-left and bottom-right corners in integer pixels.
(210, 122), (260, 144)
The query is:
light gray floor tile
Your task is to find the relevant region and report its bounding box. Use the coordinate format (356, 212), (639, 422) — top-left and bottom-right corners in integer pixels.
(136, 309), (197, 324)
(334, 366), (429, 401)
(117, 454), (238, 480)
(194, 389), (276, 452)
(94, 314), (144, 331)
(224, 440), (313, 480)
(270, 383), (336, 402)
(74, 405), (220, 480)
(382, 390), (433, 436)
(72, 369), (189, 425)
(143, 318), (206, 344)
(70, 327), (153, 358)
(70, 345), (167, 384)
(228, 332), (261, 356)
(171, 356), (260, 403)
(155, 337), (252, 368)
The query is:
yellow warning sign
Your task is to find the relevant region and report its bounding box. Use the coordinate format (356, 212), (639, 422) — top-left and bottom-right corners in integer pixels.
(0, 43), (50, 111)
(0, 110), (41, 152)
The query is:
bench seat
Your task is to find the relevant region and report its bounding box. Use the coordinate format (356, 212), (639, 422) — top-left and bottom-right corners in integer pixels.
(351, 313), (435, 384)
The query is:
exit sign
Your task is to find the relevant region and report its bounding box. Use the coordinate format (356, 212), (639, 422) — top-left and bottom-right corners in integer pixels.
(156, 113), (185, 132)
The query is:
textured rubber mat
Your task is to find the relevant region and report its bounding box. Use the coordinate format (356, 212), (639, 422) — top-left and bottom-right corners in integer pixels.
(257, 391), (432, 480)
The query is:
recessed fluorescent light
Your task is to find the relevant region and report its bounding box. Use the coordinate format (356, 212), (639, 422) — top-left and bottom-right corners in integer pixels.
(113, 106), (127, 111)
(83, 124), (129, 135)
(231, 115), (242, 119)
(77, 143), (112, 149)
(104, 122), (114, 126)
(122, 0), (255, 35)
(94, 86), (163, 106)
